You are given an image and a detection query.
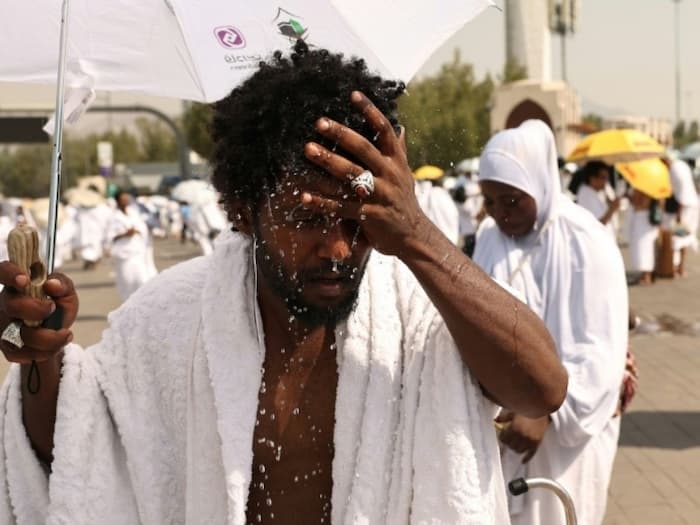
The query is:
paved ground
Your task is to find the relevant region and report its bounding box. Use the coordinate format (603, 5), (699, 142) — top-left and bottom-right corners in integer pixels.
(603, 249), (700, 525)
(1, 236), (698, 524)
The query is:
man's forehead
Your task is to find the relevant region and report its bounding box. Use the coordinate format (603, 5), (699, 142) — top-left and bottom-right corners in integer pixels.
(273, 172), (349, 202)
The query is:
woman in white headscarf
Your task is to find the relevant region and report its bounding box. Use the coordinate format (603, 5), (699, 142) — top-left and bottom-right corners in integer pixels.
(473, 120), (628, 525)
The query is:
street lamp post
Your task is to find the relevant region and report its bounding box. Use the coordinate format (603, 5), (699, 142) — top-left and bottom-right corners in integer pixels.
(674, 0), (681, 125)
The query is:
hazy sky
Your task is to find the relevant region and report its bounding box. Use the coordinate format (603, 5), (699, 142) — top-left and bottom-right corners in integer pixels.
(418, 0), (700, 124)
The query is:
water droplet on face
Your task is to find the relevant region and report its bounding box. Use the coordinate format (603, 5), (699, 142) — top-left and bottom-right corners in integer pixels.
(259, 464), (266, 473)
(360, 214), (367, 221)
(292, 407), (300, 415)
(266, 498), (273, 507)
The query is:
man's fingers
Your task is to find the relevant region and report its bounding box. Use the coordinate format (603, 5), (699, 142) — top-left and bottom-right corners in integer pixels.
(304, 142), (364, 183)
(300, 193), (365, 220)
(315, 117), (386, 174)
(43, 273), (79, 328)
(350, 91), (398, 155)
(0, 326), (71, 363)
(43, 273), (75, 299)
(2, 295), (56, 325)
(0, 261), (29, 290)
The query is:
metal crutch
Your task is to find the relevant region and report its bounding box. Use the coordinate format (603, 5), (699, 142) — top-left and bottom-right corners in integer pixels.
(508, 477), (578, 525)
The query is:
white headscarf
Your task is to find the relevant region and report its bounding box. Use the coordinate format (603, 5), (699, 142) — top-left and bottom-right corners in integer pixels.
(473, 120), (628, 446)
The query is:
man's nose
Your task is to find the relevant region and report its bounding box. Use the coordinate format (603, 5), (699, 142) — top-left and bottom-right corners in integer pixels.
(317, 221), (353, 261)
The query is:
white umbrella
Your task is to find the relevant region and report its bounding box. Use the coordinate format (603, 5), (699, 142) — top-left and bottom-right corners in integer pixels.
(0, 0), (493, 270)
(1, 0), (493, 103)
(171, 179), (218, 205)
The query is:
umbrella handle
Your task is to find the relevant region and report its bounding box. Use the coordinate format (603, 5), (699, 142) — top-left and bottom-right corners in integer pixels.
(6, 225), (64, 394)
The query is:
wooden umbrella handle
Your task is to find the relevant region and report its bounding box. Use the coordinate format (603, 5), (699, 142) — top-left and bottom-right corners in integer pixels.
(6, 224), (48, 327)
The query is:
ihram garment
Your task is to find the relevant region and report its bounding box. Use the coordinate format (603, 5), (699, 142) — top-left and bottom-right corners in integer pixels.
(473, 120), (628, 525)
(106, 205), (157, 301)
(0, 230), (508, 524)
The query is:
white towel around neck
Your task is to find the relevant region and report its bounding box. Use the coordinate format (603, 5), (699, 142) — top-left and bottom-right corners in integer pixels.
(0, 230), (508, 524)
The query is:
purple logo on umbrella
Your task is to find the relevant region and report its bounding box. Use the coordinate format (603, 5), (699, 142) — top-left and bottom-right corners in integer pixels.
(214, 26), (246, 49)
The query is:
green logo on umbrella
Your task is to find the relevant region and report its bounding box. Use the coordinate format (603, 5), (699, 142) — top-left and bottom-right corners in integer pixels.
(274, 8), (308, 41)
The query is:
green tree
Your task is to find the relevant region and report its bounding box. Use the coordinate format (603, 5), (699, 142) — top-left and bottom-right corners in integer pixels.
(499, 58), (528, 84)
(581, 113), (603, 132)
(182, 102), (214, 159)
(135, 117), (178, 161)
(398, 50), (494, 169)
(672, 120), (700, 148)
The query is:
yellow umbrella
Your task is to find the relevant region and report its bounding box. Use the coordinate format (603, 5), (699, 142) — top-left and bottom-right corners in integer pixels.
(567, 129), (665, 164)
(615, 158), (672, 200)
(413, 165), (444, 180)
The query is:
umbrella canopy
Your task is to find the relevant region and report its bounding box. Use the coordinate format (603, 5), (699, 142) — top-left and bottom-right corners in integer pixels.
(616, 158), (672, 200)
(0, 0), (493, 103)
(567, 129), (665, 165)
(414, 165), (445, 181)
(171, 179), (218, 205)
(64, 187), (107, 208)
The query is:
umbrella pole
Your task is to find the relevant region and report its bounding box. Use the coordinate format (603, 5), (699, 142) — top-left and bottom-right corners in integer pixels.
(46, 0), (71, 273)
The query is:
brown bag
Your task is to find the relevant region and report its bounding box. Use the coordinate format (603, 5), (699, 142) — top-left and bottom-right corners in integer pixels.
(655, 228), (674, 278)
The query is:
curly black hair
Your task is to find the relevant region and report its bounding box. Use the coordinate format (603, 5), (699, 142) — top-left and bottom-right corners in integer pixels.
(210, 40), (405, 217)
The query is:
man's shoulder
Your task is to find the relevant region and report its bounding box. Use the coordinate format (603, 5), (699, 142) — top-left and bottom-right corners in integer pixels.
(109, 254), (211, 323)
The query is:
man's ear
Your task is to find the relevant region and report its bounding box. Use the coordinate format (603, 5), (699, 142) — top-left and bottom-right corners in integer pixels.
(228, 199), (254, 235)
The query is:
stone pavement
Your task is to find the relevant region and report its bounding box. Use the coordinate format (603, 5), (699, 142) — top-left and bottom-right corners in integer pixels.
(1, 237), (699, 524)
(603, 250), (700, 525)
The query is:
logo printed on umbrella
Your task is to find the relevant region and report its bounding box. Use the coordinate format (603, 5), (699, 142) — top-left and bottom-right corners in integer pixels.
(214, 26), (246, 49)
(272, 7), (309, 42)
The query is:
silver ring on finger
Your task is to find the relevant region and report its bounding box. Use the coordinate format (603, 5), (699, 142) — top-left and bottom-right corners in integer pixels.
(350, 170), (375, 198)
(1, 321), (24, 350)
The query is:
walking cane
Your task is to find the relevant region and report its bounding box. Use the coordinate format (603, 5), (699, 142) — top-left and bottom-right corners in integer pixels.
(509, 477), (578, 525)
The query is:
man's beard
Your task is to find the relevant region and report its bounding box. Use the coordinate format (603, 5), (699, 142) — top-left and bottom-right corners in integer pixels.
(252, 237), (365, 327)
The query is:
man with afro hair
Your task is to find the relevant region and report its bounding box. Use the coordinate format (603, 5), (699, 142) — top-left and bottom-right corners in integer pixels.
(0, 41), (566, 524)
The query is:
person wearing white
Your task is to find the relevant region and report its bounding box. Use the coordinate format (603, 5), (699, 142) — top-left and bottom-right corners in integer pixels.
(473, 120), (628, 525)
(188, 199), (229, 256)
(575, 161), (621, 240)
(107, 191), (157, 301)
(75, 202), (112, 270)
(663, 158), (699, 275)
(413, 166), (460, 244)
(0, 206), (13, 263)
(454, 158), (484, 240)
(624, 189), (659, 285)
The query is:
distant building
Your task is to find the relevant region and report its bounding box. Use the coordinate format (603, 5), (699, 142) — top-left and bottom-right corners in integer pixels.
(602, 116), (673, 147)
(492, 1), (582, 158)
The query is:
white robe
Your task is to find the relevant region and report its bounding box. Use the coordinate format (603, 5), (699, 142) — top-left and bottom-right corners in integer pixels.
(106, 206), (157, 301)
(666, 159), (700, 253)
(0, 231), (509, 525)
(415, 181), (460, 244)
(76, 204), (112, 262)
(575, 184), (616, 239)
(473, 120), (628, 525)
(626, 209), (658, 272)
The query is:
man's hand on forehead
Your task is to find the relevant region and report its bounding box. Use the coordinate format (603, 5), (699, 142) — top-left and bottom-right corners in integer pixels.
(300, 90), (427, 257)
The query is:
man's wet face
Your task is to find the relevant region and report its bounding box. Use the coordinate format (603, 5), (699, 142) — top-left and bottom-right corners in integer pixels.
(252, 172), (371, 327)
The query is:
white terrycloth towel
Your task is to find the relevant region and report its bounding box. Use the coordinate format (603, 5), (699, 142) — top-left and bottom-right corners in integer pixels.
(0, 231), (508, 524)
